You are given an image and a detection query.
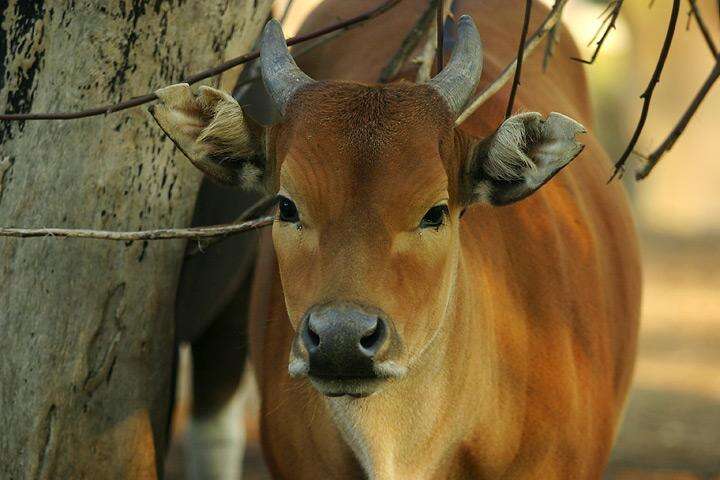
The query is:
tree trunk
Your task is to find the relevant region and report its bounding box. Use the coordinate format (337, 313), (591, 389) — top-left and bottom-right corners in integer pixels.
(0, 1), (271, 478)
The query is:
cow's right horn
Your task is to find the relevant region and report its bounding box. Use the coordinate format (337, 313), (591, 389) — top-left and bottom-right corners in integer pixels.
(426, 15), (484, 117)
(260, 19), (315, 115)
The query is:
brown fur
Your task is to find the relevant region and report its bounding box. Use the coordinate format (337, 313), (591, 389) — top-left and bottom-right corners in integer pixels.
(152, 0), (641, 478)
(246, 1), (641, 479)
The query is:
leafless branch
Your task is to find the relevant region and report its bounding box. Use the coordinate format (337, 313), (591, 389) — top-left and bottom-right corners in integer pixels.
(610, 0), (681, 181)
(542, 22), (561, 72)
(278, 0), (296, 24)
(636, 54), (720, 179)
(185, 195), (278, 257)
(436, 0), (446, 74)
(506, 0), (533, 118)
(572, 1), (624, 65)
(456, 0), (569, 125)
(379, 0), (440, 83)
(687, 0), (718, 56)
(0, 0), (402, 121)
(233, 27), (348, 95)
(0, 216), (274, 241)
(415, 18), (438, 83)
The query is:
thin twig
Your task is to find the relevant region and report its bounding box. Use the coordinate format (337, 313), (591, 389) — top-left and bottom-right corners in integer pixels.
(0, 216), (274, 241)
(414, 21), (438, 83)
(542, 21), (561, 72)
(687, 0), (718, 56)
(379, 0), (439, 83)
(0, 0), (402, 121)
(415, 0), (454, 82)
(636, 54), (720, 179)
(456, 0), (568, 125)
(279, 0), (295, 24)
(506, 0), (533, 118)
(436, 0), (445, 74)
(185, 195), (278, 257)
(233, 28), (348, 94)
(610, 0), (681, 181)
(572, 1), (623, 65)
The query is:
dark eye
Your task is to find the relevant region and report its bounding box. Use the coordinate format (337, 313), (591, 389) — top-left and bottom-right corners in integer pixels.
(278, 196), (299, 223)
(420, 205), (449, 229)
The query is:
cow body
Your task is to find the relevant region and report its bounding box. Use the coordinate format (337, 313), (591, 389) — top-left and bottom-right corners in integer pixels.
(155, 0), (641, 478)
(248, 1), (640, 479)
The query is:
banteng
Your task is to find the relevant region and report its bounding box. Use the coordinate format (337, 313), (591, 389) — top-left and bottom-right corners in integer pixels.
(155, 1), (641, 478)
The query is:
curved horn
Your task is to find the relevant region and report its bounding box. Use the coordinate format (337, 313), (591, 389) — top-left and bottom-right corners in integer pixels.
(260, 19), (315, 115)
(426, 15), (484, 116)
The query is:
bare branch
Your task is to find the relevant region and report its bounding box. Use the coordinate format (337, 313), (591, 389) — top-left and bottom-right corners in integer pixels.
(0, 0), (402, 122)
(414, 0), (454, 83)
(436, 0), (446, 74)
(506, 0), (533, 118)
(456, 0), (569, 125)
(687, 0), (718, 56)
(278, 0), (295, 24)
(185, 195), (279, 257)
(572, 1), (624, 65)
(542, 22), (561, 72)
(233, 28), (348, 95)
(379, 0), (440, 83)
(610, 0), (681, 181)
(636, 54), (720, 179)
(0, 216), (274, 241)
(415, 18), (438, 83)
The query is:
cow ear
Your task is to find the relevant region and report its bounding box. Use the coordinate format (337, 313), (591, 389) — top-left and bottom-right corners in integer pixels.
(148, 83), (266, 190)
(465, 112), (586, 206)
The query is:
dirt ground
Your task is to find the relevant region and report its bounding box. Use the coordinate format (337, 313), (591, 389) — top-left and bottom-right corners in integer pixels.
(604, 235), (720, 480)
(165, 235), (720, 479)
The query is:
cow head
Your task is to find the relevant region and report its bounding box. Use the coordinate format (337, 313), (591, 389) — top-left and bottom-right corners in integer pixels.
(150, 17), (585, 398)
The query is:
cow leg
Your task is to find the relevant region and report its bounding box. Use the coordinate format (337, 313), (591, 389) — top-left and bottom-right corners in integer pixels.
(186, 284), (251, 480)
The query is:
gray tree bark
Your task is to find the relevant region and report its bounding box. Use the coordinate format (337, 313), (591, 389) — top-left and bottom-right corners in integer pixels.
(0, 1), (271, 478)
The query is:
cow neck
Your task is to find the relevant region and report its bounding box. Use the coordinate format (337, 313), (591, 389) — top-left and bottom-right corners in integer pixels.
(323, 255), (511, 479)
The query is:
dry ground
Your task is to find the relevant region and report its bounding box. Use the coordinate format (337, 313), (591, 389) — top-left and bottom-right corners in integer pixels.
(165, 235), (720, 479)
(604, 235), (720, 479)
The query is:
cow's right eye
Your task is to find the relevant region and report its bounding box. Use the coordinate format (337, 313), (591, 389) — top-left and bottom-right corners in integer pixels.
(278, 196), (299, 223)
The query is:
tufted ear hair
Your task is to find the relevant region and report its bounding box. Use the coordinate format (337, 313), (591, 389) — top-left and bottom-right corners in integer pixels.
(465, 112), (586, 206)
(148, 83), (266, 190)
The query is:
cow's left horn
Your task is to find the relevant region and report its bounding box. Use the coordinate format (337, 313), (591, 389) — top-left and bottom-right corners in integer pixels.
(426, 15), (484, 116)
(260, 19), (315, 115)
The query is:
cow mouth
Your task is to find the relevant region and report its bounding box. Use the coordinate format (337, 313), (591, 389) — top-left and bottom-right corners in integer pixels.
(308, 374), (387, 398)
(289, 356), (408, 398)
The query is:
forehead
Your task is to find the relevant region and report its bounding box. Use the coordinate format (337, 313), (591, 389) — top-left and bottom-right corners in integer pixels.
(274, 82), (455, 203)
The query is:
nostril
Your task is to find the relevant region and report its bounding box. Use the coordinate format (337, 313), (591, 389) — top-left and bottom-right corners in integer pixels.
(303, 319), (321, 351)
(359, 318), (386, 354)
(307, 325), (320, 348)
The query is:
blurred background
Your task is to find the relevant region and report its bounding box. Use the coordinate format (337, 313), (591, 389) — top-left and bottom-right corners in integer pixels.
(567, 1), (720, 478)
(166, 1), (720, 478)
(558, 1), (720, 478)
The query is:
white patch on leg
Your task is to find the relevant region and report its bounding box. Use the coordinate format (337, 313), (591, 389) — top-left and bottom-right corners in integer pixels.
(186, 386), (247, 480)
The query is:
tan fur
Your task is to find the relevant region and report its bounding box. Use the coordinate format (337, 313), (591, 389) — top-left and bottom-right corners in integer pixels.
(155, 1), (641, 478)
(149, 83), (264, 188)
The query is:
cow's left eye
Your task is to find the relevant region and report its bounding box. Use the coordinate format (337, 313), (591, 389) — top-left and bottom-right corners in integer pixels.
(420, 205), (449, 229)
(278, 196), (300, 223)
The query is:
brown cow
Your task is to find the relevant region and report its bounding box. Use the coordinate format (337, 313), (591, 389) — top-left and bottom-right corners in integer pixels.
(154, 0), (641, 478)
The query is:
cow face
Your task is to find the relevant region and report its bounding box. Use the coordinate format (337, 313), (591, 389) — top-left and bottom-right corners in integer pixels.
(150, 17), (585, 398)
(272, 82), (461, 397)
